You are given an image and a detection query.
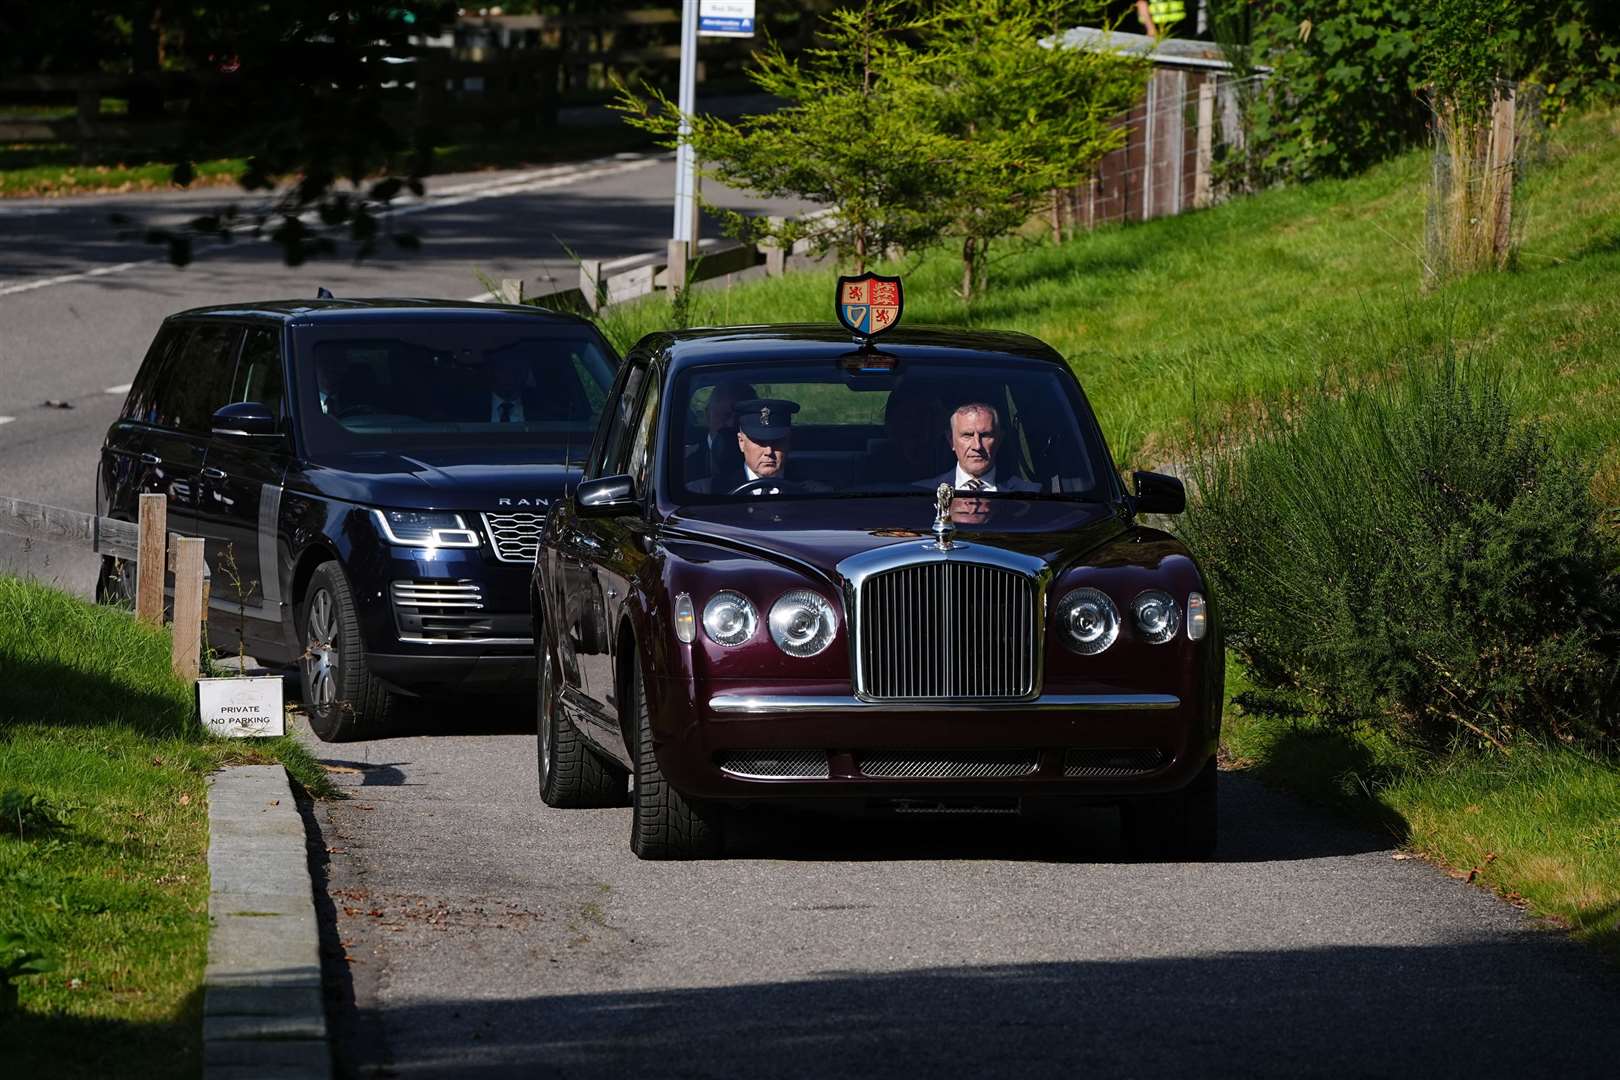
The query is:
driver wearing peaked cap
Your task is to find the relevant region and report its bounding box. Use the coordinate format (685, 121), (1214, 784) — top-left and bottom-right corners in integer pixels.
(696, 398), (808, 495)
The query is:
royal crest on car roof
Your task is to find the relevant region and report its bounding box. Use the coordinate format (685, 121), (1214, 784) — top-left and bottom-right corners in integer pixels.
(836, 272), (903, 340)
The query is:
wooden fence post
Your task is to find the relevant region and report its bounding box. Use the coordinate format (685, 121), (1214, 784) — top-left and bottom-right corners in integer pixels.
(579, 259), (603, 312)
(666, 239), (688, 299)
(497, 278), (524, 304)
(135, 493), (167, 626)
(1195, 78), (1216, 209)
(761, 216), (785, 277)
(170, 536), (206, 681)
(1488, 85), (1517, 267)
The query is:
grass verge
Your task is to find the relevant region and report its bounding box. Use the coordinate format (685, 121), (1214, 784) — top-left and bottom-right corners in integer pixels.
(1221, 661), (1620, 963)
(0, 575), (329, 1078)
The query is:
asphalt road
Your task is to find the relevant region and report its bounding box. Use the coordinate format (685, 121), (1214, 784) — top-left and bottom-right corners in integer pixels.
(295, 709), (1620, 1079)
(0, 154), (809, 593)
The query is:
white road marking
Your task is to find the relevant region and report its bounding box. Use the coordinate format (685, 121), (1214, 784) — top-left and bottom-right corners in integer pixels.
(0, 416), (15, 426)
(0, 260), (155, 298)
(464, 291), (496, 303)
(105, 383), (132, 395)
(0, 153), (667, 300)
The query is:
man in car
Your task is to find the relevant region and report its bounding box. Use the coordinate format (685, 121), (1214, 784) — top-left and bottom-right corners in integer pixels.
(698, 397), (801, 494)
(487, 349), (543, 423)
(921, 401), (1040, 493)
(685, 379), (756, 484)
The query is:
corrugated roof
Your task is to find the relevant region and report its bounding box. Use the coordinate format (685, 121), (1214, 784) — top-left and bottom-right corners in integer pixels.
(1054, 26), (1244, 71)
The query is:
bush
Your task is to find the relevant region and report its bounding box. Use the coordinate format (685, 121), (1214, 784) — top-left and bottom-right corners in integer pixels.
(1182, 354), (1620, 754)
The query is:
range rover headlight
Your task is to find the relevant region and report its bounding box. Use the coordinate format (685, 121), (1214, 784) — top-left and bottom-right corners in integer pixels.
(372, 509), (480, 548)
(768, 590), (837, 657)
(1132, 589), (1181, 644)
(702, 590), (758, 647)
(1056, 587), (1119, 655)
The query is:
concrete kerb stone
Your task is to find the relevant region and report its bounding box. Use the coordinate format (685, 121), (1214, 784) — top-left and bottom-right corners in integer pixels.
(205, 764), (331, 1080)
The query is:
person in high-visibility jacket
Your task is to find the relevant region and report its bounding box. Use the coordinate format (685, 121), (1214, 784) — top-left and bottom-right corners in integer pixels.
(1135, 0), (1187, 37)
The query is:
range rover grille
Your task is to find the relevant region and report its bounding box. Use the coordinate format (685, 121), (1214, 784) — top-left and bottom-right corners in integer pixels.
(482, 511), (546, 564)
(856, 562), (1038, 700)
(391, 580), (493, 642)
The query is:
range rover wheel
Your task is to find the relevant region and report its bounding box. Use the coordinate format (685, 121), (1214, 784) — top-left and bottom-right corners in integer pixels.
(628, 651), (722, 860)
(95, 554), (137, 610)
(300, 560), (395, 743)
(1121, 756), (1218, 861)
(537, 629), (627, 808)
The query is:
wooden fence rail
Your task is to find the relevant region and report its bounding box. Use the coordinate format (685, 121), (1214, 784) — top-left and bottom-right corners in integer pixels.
(2, 492), (209, 679)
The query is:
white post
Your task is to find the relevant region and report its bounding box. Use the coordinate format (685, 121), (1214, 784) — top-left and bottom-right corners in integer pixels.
(672, 1), (700, 247)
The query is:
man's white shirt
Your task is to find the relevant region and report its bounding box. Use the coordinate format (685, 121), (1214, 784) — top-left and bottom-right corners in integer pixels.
(744, 464), (782, 495)
(955, 464), (997, 491)
(492, 393), (525, 422)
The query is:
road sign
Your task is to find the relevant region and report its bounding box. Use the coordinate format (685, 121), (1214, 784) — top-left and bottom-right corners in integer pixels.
(699, 1), (756, 38)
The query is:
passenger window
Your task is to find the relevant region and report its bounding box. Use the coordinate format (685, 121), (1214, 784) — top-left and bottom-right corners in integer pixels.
(153, 323), (243, 433)
(231, 327), (287, 421)
(123, 324), (186, 425)
(587, 364), (646, 479)
(625, 379), (661, 497)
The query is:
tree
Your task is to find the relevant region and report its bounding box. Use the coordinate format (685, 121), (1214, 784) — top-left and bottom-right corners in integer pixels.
(903, 0), (1147, 299)
(615, 0), (956, 273)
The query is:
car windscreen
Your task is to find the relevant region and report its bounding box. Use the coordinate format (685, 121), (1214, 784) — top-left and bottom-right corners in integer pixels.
(293, 322), (614, 462)
(666, 355), (1113, 503)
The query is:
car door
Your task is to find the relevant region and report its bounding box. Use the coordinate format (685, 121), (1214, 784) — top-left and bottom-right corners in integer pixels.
(555, 360), (647, 715)
(195, 323), (293, 659)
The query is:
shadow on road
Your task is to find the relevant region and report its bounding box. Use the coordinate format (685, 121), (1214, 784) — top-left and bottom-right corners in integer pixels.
(330, 942), (1620, 1078)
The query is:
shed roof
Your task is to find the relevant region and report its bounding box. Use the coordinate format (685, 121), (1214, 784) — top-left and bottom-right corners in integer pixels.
(1055, 26), (1241, 71)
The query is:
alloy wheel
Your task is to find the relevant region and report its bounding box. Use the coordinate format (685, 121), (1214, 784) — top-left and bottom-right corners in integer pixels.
(539, 649), (555, 784)
(304, 587), (340, 708)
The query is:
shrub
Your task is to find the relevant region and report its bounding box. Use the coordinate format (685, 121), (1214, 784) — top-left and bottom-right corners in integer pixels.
(1182, 354), (1620, 754)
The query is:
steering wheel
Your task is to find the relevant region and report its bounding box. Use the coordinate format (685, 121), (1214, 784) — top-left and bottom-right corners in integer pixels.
(728, 477), (803, 496)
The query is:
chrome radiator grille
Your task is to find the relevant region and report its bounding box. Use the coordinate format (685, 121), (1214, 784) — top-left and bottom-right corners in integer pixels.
(718, 751), (831, 780)
(858, 750), (1039, 779)
(1062, 748), (1167, 778)
(856, 562), (1038, 700)
(391, 580), (491, 641)
(481, 511), (546, 564)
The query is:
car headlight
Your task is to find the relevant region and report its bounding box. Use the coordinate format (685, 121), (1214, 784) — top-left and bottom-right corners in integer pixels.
(768, 590), (837, 657)
(1056, 587), (1118, 655)
(702, 590), (758, 647)
(372, 509), (479, 548)
(1132, 590), (1181, 644)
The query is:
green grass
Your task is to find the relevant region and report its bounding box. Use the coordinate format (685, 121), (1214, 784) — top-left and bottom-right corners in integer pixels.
(587, 105), (1620, 958)
(0, 576), (329, 1078)
(592, 107), (1620, 488)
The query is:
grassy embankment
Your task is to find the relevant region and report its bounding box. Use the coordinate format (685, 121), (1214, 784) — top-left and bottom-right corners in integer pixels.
(589, 107), (1620, 956)
(0, 576), (330, 1078)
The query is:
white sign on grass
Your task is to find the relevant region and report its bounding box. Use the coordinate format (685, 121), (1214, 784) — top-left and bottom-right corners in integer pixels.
(699, 0), (756, 37)
(198, 676), (285, 738)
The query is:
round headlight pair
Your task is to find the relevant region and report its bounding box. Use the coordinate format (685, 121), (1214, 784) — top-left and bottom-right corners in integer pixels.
(700, 589), (836, 657)
(1056, 588), (1182, 653)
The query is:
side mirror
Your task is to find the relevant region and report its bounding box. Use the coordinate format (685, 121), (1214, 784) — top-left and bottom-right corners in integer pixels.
(575, 473), (637, 517)
(1133, 470), (1186, 515)
(212, 401), (279, 438)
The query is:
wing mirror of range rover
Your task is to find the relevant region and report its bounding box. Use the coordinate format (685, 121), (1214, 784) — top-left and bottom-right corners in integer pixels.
(574, 473), (638, 517)
(1132, 470), (1187, 515)
(211, 401), (281, 439)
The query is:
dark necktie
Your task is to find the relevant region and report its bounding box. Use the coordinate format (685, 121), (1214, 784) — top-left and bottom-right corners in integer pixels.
(964, 477), (987, 491)
(499, 401), (513, 423)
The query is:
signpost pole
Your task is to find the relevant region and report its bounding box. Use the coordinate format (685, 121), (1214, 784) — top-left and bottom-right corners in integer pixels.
(672, 1), (700, 250)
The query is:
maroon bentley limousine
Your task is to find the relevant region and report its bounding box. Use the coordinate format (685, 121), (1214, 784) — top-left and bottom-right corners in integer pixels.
(530, 280), (1223, 859)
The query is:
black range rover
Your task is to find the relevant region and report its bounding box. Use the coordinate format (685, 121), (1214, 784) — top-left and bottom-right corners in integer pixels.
(99, 299), (619, 740)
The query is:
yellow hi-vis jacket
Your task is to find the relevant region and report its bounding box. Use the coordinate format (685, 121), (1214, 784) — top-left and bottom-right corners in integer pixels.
(1149, 0), (1187, 33)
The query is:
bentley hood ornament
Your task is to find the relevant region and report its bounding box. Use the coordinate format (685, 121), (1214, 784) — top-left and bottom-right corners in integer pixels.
(932, 482), (956, 549)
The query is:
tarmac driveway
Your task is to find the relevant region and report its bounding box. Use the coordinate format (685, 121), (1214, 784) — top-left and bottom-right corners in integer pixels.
(294, 708), (1620, 1078)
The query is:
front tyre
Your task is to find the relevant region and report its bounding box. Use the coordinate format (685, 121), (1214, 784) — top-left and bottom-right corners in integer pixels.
(1121, 756), (1218, 861)
(300, 560), (395, 743)
(537, 631), (627, 808)
(628, 650), (722, 860)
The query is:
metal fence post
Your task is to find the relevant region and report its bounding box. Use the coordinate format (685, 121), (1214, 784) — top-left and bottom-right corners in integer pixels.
(136, 493), (167, 626)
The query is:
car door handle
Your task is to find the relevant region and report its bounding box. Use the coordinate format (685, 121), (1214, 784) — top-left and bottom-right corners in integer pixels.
(140, 453), (161, 465)
(202, 467), (227, 480)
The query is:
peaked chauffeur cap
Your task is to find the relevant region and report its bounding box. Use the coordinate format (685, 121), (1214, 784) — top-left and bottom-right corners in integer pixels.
(734, 398), (800, 443)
